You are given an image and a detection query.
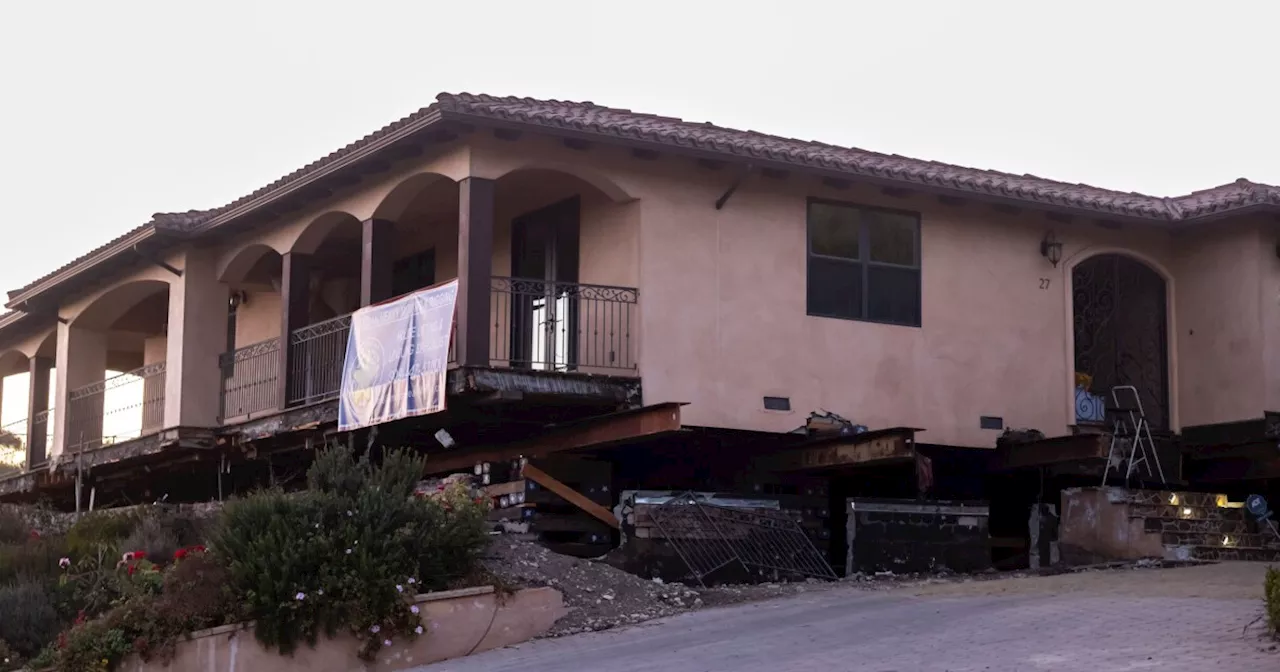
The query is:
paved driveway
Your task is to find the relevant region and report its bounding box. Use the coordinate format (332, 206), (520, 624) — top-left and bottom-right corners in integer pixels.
(413, 563), (1278, 672)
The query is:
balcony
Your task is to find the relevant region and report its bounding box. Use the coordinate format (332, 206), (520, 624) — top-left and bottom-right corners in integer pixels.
(221, 277), (639, 418)
(219, 338), (281, 421)
(286, 314), (351, 407)
(65, 362), (166, 453)
(488, 277), (638, 372)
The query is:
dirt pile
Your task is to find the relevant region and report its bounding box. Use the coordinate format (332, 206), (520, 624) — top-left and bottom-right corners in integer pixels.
(482, 536), (703, 636)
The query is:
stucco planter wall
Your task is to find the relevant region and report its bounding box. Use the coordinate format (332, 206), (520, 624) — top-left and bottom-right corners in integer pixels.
(119, 586), (566, 672)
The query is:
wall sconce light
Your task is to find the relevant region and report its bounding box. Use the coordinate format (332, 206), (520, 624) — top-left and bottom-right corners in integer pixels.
(228, 291), (248, 310)
(1040, 231), (1063, 267)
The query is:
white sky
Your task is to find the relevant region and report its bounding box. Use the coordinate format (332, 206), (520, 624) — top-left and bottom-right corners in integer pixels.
(3, 1), (1278, 297)
(0, 0), (1277, 426)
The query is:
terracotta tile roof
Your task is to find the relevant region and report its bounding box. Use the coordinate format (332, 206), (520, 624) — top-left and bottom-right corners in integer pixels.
(438, 93), (1188, 219)
(12, 92), (1280, 301)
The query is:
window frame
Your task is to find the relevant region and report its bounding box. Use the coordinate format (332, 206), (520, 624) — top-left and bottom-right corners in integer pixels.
(805, 197), (922, 328)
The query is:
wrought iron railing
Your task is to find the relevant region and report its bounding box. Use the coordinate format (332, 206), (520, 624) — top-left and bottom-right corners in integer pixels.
(219, 337), (280, 419)
(489, 277), (637, 372)
(66, 362), (166, 453)
(287, 314), (351, 406)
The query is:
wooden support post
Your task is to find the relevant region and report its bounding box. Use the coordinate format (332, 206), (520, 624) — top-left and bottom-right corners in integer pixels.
(277, 252), (311, 409)
(360, 218), (394, 306)
(456, 177), (494, 367)
(522, 463), (619, 530)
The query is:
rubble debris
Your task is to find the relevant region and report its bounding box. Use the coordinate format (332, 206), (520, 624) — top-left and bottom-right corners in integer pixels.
(482, 535), (701, 636)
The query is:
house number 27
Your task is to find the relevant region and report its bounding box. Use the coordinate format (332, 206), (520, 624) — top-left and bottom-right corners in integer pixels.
(1039, 278), (1051, 289)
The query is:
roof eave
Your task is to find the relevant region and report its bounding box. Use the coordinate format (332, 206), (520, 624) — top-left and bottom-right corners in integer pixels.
(437, 110), (1175, 226)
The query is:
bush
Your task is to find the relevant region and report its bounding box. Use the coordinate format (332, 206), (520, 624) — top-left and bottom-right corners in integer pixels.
(1266, 567), (1280, 636)
(0, 536), (68, 584)
(0, 508), (29, 545)
(64, 511), (138, 561)
(215, 444), (489, 659)
(0, 582), (62, 659)
(45, 549), (233, 672)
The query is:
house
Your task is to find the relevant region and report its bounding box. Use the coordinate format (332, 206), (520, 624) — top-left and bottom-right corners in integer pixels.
(0, 93), (1277, 565)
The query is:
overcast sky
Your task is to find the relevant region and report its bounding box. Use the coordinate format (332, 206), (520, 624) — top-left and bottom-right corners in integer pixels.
(1, 1), (1276, 295)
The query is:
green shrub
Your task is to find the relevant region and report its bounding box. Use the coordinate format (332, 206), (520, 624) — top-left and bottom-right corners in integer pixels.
(0, 508), (29, 545)
(45, 549), (233, 672)
(53, 620), (131, 672)
(64, 511), (138, 561)
(215, 444), (488, 660)
(0, 582), (62, 659)
(0, 535), (68, 584)
(1266, 566), (1280, 636)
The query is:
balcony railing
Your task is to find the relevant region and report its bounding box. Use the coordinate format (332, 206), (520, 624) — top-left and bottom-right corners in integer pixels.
(66, 362), (166, 453)
(219, 337), (280, 420)
(489, 277), (637, 372)
(287, 314), (351, 407)
(275, 277), (638, 410)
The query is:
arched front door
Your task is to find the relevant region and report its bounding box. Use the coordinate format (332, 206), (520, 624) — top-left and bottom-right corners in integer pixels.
(1072, 254), (1170, 429)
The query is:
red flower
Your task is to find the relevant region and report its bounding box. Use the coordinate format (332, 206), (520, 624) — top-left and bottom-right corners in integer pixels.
(28, 530), (40, 539)
(128, 565), (136, 576)
(74, 610), (86, 626)
(193, 545), (206, 553)
(174, 549), (188, 561)
(134, 549), (147, 559)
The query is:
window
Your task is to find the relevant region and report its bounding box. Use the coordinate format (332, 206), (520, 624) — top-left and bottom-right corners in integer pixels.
(806, 199), (920, 326)
(392, 248), (437, 297)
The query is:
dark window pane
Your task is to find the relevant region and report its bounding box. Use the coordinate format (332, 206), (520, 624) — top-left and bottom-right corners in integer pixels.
(808, 257), (862, 319)
(866, 209), (917, 265)
(868, 265), (920, 325)
(393, 249), (437, 296)
(808, 202), (860, 259)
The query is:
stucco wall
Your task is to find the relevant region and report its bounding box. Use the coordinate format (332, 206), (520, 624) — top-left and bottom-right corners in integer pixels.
(633, 163), (1177, 447)
(1173, 220), (1266, 426)
(234, 291), (282, 348)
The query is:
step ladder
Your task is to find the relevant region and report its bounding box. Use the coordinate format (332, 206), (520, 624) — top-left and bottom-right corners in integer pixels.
(1101, 385), (1166, 486)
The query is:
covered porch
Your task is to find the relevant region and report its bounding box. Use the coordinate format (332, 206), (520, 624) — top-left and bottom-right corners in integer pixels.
(215, 166), (640, 423)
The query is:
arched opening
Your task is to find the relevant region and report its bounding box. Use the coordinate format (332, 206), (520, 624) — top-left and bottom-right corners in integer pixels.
(218, 244), (285, 419)
(0, 337), (56, 472)
(490, 168), (639, 374)
(65, 280), (171, 453)
(375, 175), (460, 300)
(1071, 253), (1170, 430)
(291, 212), (363, 320)
(0, 350), (31, 471)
